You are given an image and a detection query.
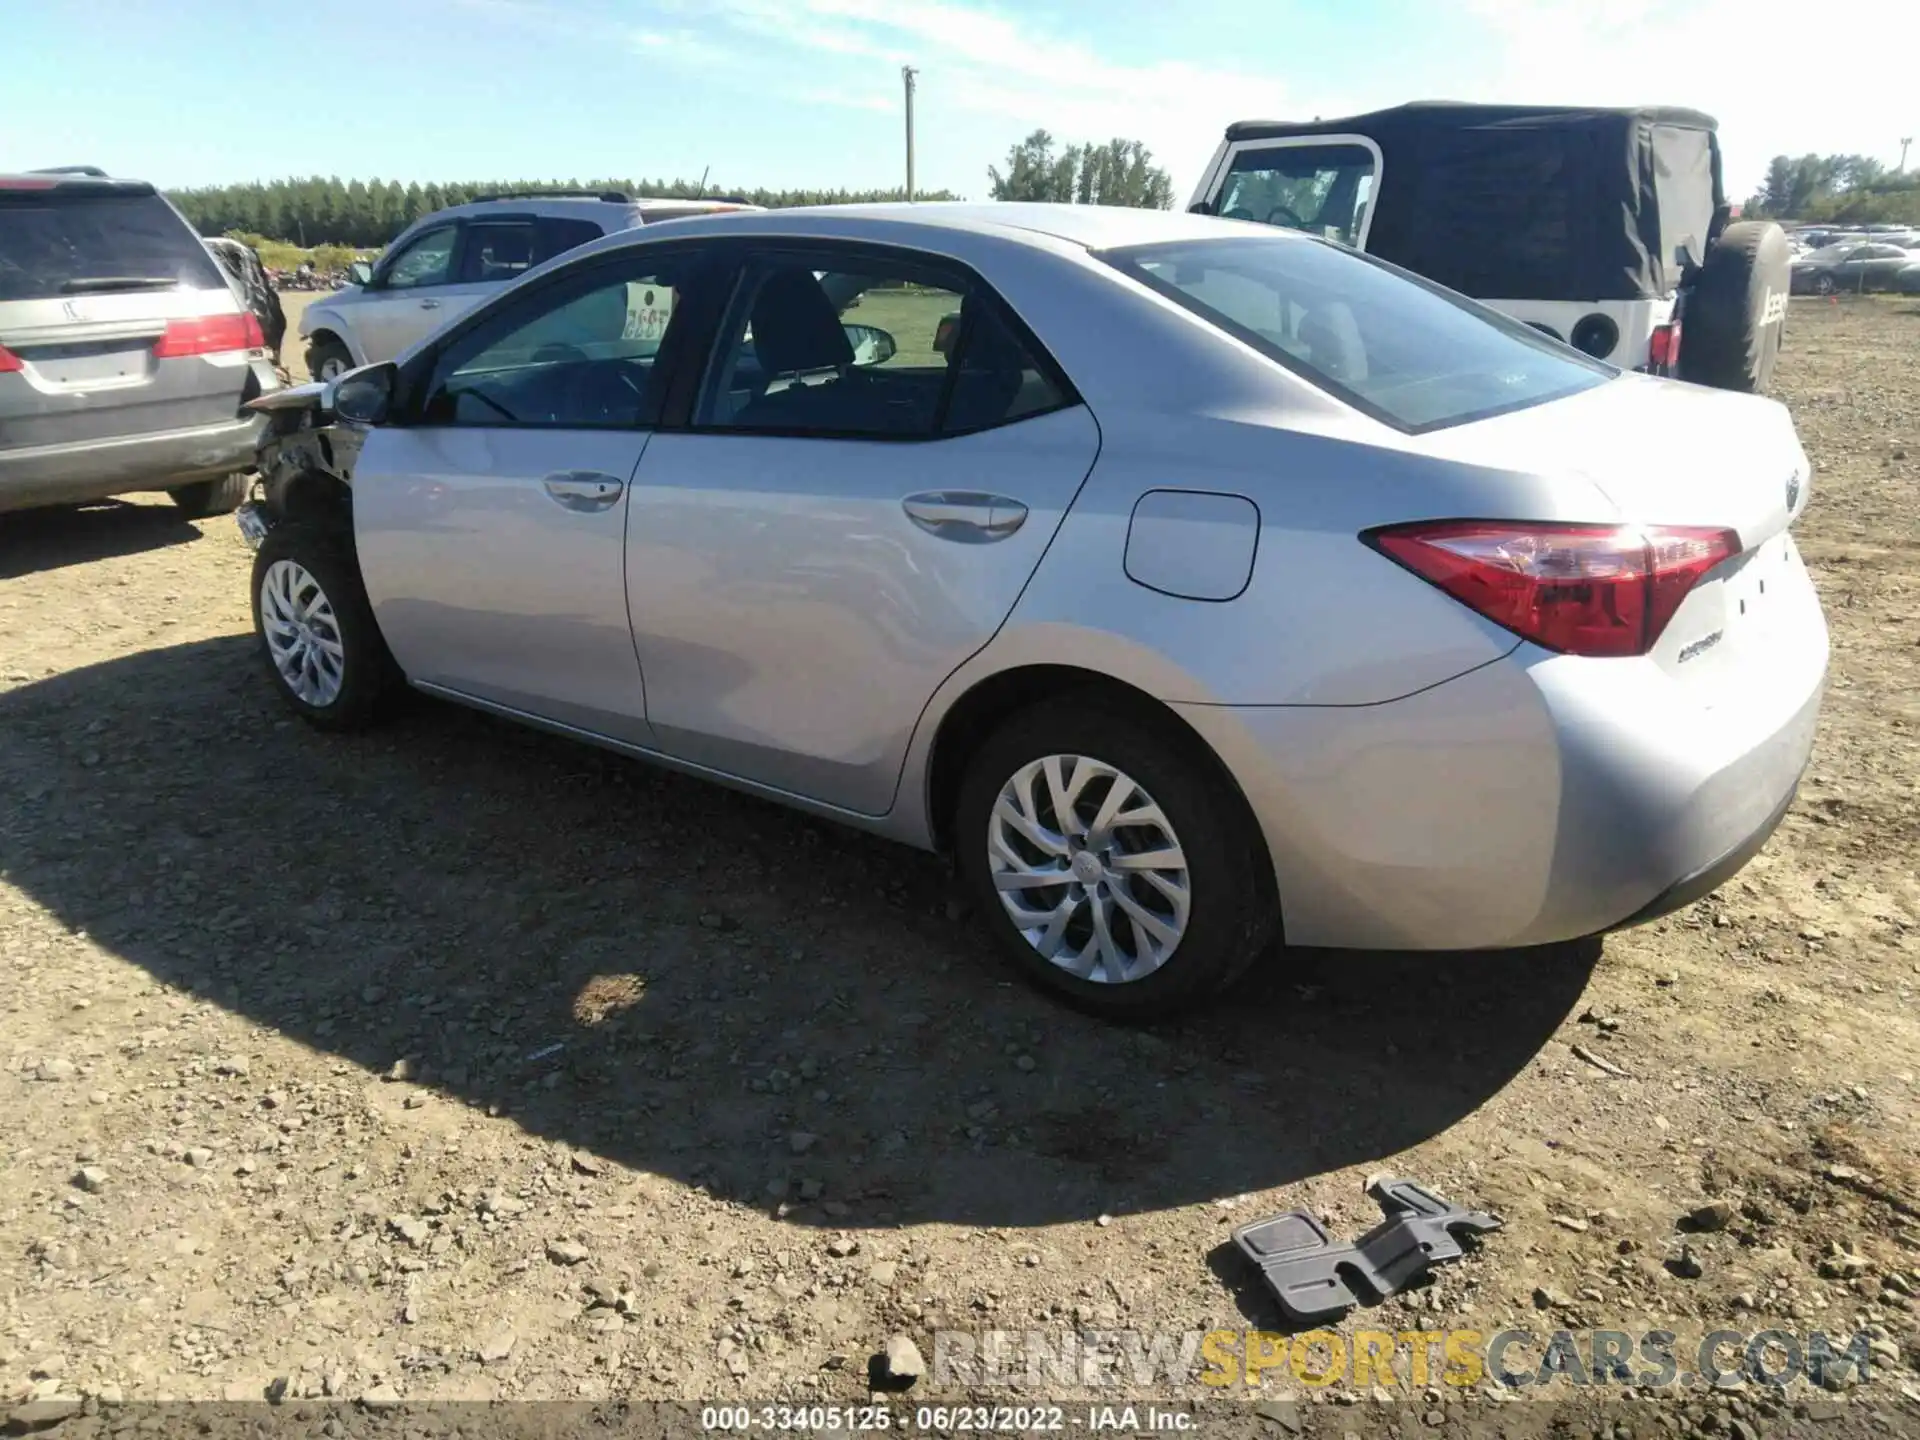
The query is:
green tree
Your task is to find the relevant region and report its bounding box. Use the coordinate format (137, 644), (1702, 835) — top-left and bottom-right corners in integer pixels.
(1744, 151), (1920, 224)
(988, 130), (1173, 208)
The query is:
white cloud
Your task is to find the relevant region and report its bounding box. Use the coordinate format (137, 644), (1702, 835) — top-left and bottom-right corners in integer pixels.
(1461, 0), (1919, 193)
(641, 0), (1298, 196)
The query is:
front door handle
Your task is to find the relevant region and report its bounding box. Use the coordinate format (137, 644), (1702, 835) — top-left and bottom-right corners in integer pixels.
(903, 491), (1028, 543)
(543, 470), (624, 513)
(419, 298), (441, 310)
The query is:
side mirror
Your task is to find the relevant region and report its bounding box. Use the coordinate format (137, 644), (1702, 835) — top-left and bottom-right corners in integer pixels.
(349, 261), (374, 287)
(328, 362), (397, 426)
(1187, 199), (1216, 216)
(843, 323), (896, 368)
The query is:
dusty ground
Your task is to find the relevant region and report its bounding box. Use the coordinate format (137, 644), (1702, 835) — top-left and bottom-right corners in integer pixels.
(1, 295), (1917, 1433)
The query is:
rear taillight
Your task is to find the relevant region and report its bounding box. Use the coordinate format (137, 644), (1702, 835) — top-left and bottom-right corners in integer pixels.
(0, 343), (21, 373)
(153, 313), (263, 358)
(1649, 321), (1682, 371)
(1366, 520), (1741, 658)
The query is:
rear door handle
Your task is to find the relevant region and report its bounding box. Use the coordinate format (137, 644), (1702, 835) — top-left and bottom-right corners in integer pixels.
(419, 298), (441, 310)
(543, 470), (625, 513)
(903, 491), (1028, 543)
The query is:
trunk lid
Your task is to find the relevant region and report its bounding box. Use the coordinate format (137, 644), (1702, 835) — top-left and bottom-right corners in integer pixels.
(2, 181), (250, 447)
(1, 289), (252, 448)
(1416, 370), (1809, 547)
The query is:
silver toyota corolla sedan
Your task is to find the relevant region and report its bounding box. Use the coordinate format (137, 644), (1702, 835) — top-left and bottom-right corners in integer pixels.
(239, 202), (1828, 1018)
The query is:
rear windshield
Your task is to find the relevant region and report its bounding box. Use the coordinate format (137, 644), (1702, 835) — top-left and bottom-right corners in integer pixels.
(1100, 234), (1614, 433)
(0, 191), (225, 302)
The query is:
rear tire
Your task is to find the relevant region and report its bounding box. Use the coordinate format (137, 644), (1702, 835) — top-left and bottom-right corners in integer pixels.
(1678, 220), (1792, 394)
(305, 337), (354, 383)
(954, 698), (1279, 1020)
(169, 473), (250, 519)
(250, 521), (396, 731)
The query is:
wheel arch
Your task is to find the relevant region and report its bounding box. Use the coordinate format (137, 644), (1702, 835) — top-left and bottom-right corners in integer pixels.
(303, 325), (361, 368)
(266, 467), (354, 538)
(920, 662), (1278, 909)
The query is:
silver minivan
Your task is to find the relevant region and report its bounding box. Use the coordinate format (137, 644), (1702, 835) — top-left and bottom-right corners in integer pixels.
(0, 169), (282, 517)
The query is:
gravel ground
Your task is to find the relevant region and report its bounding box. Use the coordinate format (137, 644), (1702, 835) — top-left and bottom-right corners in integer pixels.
(1, 296), (1916, 1433)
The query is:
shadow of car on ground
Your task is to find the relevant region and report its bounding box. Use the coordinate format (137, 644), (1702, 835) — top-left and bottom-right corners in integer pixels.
(0, 499), (212, 582)
(0, 634), (1600, 1230)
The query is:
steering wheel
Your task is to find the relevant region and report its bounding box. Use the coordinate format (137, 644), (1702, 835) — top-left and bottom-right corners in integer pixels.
(1263, 203), (1309, 229)
(555, 361), (645, 427)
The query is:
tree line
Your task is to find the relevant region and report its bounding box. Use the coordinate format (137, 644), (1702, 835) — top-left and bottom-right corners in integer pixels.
(167, 132), (1183, 253)
(167, 176), (965, 249)
(1745, 154), (1920, 225)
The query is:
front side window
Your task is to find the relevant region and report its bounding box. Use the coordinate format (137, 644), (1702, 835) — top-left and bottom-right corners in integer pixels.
(1104, 234), (1612, 432)
(696, 254), (1068, 438)
(1216, 142), (1377, 247)
(379, 226), (456, 290)
(419, 256), (702, 429)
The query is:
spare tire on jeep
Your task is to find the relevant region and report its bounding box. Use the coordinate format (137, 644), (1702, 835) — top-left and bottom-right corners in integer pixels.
(1679, 220), (1791, 395)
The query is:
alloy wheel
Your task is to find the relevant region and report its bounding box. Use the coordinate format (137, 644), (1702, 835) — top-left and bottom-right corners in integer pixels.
(987, 754), (1191, 984)
(259, 559), (346, 707)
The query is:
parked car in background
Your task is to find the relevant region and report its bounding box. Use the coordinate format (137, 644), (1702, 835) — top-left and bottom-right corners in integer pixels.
(1, 167), (281, 517)
(238, 202), (1825, 1018)
(204, 235), (287, 364)
(1895, 261), (1920, 294)
(1790, 242), (1916, 294)
(1189, 103), (1793, 395)
(298, 192), (761, 381)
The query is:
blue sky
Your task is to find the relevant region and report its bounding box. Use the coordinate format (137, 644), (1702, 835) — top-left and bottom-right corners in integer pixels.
(4, 0), (1913, 204)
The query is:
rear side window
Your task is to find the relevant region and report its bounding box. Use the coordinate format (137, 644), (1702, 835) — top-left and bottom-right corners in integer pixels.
(696, 255), (1071, 439)
(535, 218), (607, 262)
(0, 191), (225, 301)
(1102, 234), (1612, 433)
(456, 221), (536, 283)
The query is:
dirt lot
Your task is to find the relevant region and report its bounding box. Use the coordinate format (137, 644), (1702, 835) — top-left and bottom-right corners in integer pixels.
(1, 296), (1917, 1429)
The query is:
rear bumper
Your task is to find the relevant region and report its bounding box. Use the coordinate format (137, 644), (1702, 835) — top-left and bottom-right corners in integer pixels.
(1603, 780), (1800, 931)
(1175, 556), (1828, 951)
(0, 414), (264, 512)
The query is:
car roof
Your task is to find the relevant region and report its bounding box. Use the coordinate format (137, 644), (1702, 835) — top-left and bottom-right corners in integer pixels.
(614, 201), (1267, 252)
(1223, 100), (1718, 143)
(0, 171), (158, 198)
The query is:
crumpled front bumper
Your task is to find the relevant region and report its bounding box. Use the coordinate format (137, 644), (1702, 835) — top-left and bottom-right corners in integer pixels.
(235, 499), (273, 550)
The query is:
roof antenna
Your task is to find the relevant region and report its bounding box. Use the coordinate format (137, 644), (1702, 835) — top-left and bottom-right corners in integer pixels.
(696, 165), (710, 198)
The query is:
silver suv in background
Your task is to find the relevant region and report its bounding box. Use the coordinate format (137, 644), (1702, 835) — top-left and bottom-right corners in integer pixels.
(1, 168), (282, 517)
(299, 192), (760, 380)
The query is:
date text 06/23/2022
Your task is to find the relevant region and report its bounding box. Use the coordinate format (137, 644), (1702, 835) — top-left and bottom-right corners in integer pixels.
(699, 1405), (1193, 1432)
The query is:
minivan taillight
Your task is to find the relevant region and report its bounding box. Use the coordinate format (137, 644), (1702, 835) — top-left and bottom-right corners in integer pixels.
(153, 313), (263, 358)
(1649, 322), (1682, 371)
(1366, 520), (1741, 658)
(0, 343), (22, 373)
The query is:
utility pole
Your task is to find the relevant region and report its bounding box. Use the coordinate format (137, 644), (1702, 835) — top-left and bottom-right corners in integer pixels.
(1900, 137), (1913, 173)
(901, 65), (918, 201)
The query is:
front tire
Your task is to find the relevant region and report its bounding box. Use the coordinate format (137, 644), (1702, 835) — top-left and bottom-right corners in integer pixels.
(169, 473), (249, 518)
(954, 698), (1279, 1019)
(305, 337), (354, 383)
(1812, 273), (1837, 296)
(250, 521), (395, 730)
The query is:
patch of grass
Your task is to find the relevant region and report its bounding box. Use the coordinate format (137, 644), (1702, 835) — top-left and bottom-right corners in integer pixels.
(847, 287), (960, 370)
